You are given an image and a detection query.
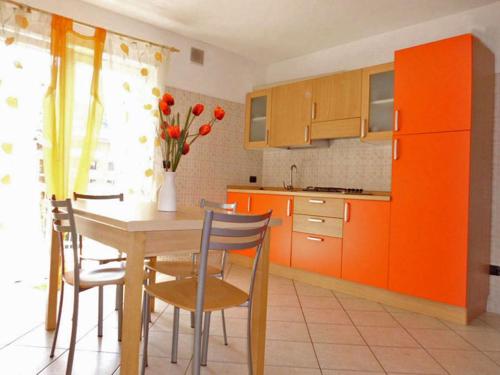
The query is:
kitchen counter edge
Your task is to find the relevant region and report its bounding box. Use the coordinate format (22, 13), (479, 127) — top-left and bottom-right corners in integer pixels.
(227, 187), (391, 201)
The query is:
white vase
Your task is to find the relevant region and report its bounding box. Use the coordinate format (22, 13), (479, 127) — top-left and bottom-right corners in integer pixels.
(157, 171), (176, 212)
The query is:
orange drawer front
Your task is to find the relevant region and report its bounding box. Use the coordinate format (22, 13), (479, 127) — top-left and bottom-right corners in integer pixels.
(291, 232), (342, 278)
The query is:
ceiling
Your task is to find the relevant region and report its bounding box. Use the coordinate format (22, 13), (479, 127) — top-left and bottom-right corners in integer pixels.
(80, 0), (497, 63)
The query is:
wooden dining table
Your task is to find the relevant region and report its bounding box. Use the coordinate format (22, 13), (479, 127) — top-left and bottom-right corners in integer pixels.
(45, 200), (280, 374)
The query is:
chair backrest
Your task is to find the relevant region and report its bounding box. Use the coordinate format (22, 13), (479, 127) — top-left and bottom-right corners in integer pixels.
(73, 192), (124, 201)
(50, 198), (80, 287)
(195, 209), (272, 311)
(199, 198), (237, 213)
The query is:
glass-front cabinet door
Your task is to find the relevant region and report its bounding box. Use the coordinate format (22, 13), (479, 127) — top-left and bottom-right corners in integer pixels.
(244, 89), (271, 149)
(361, 63), (394, 141)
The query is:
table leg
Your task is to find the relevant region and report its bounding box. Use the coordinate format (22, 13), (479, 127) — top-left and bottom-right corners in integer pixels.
(45, 229), (60, 330)
(251, 228), (271, 375)
(120, 232), (145, 375)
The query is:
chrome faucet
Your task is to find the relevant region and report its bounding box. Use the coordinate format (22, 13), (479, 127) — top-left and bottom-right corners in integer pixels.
(283, 164), (298, 191)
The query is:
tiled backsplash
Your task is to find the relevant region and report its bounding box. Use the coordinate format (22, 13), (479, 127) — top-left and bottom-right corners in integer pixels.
(262, 139), (392, 191)
(163, 86), (262, 206)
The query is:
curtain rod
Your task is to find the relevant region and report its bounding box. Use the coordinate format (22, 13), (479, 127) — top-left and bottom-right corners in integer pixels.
(5, 0), (180, 52)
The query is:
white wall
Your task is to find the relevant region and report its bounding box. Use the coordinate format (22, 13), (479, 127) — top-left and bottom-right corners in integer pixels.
(264, 1), (500, 84)
(21, 0), (264, 104)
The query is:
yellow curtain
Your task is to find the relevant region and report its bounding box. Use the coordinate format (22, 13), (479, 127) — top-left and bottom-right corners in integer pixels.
(43, 15), (106, 199)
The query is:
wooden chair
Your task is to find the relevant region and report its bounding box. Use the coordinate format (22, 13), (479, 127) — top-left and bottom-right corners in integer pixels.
(141, 208), (272, 375)
(73, 192), (126, 335)
(49, 198), (126, 375)
(145, 199), (237, 345)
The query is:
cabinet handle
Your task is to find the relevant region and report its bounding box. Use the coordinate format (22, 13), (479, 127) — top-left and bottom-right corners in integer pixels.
(286, 199), (292, 217)
(360, 119), (367, 138)
(311, 102), (316, 120)
(308, 217), (324, 223)
(394, 110), (399, 132)
(304, 125), (309, 143)
(393, 139), (399, 160)
(307, 236), (324, 242)
(247, 196), (251, 212)
(344, 202), (350, 223)
(308, 199), (325, 204)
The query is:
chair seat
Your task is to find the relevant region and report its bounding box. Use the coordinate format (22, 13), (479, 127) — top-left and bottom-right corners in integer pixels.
(64, 262), (125, 290)
(146, 277), (248, 312)
(147, 260), (222, 278)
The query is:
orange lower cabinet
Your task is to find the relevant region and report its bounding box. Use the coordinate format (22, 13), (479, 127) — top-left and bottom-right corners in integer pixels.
(227, 191), (256, 258)
(291, 232), (342, 277)
(341, 200), (390, 288)
(252, 194), (293, 267)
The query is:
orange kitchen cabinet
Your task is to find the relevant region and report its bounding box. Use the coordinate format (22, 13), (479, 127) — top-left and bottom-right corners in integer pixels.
(389, 131), (470, 306)
(394, 34), (472, 135)
(227, 191), (256, 258)
(291, 232), (342, 277)
(252, 194), (293, 267)
(342, 200), (390, 289)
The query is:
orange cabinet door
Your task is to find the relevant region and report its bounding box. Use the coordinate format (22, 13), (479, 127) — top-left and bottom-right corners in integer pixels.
(227, 192), (255, 258)
(394, 34), (472, 135)
(252, 194), (293, 267)
(389, 131), (470, 306)
(291, 232), (342, 277)
(342, 200), (390, 288)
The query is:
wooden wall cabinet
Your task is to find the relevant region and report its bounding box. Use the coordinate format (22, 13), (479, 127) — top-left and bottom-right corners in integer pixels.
(311, 70), (362, 140)
(244, 89), (271, 150)
(342, 200), (390, 288)
(360, 63), (394, 141)
(270, 80), (312, 147)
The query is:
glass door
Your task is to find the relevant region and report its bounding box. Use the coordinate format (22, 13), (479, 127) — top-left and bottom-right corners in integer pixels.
(361, 63), (394, 141)
(244, 89), (271, 149)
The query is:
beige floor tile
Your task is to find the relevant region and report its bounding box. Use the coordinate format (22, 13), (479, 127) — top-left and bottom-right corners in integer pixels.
(150, 309), (195, 334)
(206, 335), (248, 364)
(308, 323), (365, 345)
(146, 331), (194, 359)
(220, 306), (248, 319)
(479, 312), (500, 331)
(371, 346), (445, 374)
(76, 326), (122, 353)
(267, 306), (305, 322)
(314, 343), (383, 372)
(348, 311), (399, 328)
(454, 328), (500, 351)
(337, 296), (385, 312)
(266, 320), (311, 342)
(484, 351), (500, 366)
(0, 345), (63, 374)
(207, 316), (248, 339)
(294, 282), (334, 297)
(268, 282), (298, 295)
(298, 295), (343, 309)
(391, 312), (449, 330)
(186, 360), (250, 374)
(268, 293), (301, 307)
(382, 304), (413, 313)
(265, 365), (322, 374)
(358, 326), (419, 347)
(322, 371), (385, 375)
(303, 308), (352, 325)
(429, 349), (500, 375)
(40, 350), (120, 375)
(408, 328), (476, 350)
(113, 356), (189, 374)
(443, 317), (492, 332)
(265, 340), (319, 368)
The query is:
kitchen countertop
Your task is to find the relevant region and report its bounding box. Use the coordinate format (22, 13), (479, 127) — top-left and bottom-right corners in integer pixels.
(227, 186), (391, 201)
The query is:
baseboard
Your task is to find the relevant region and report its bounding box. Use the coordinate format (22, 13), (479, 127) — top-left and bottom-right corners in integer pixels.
(229, 254), (469, 324)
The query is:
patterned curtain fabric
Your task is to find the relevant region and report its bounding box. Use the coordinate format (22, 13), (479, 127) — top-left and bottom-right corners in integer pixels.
(0, 1), (52, 281)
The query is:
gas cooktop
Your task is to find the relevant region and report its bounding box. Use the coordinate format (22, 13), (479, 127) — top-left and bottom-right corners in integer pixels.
(303, 186), (364, 194)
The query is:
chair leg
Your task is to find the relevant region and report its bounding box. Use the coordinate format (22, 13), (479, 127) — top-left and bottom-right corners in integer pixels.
(141, 291), (149, 375)
(221, 309), (228, 346)
(66, 286), (80, 375)
(115, 285), (120, 311)
(117, 284), (123, 341)
(201, 312), (212, 366)
(190, 311), (195, 328)
(50, 282), (65, 358)
(171, 306), (180, 364)
(97, 286), (104, 337)
(247, 305), (253, 375)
